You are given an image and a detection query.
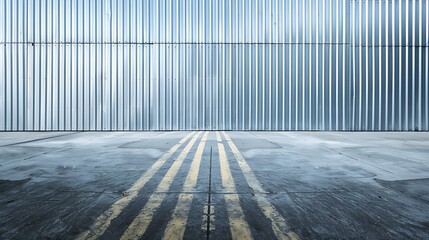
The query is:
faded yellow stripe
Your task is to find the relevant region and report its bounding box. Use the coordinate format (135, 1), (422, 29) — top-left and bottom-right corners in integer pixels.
(120, 132), (202, 240)
(216, 132), (253, 240)
(76, 131), (195, 240)
(162, 131), (209, 240)
(222, 131), (299, 240)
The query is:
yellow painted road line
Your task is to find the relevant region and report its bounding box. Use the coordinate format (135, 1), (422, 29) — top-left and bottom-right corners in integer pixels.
(216, 132), (253, 240)
(162, 131), (209, 240)
(222, 131), (299, 240)
(76, 132), (195, 240)
(120, 132), (202, 240)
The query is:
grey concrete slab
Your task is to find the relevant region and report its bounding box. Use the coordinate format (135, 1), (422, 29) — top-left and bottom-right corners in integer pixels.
(0, 131), (428, 239)
(0, 132), (75, 147)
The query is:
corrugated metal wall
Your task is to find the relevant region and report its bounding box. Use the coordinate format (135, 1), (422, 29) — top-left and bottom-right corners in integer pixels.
(351, 0), (428, 131)
(0, 0), (427, 131)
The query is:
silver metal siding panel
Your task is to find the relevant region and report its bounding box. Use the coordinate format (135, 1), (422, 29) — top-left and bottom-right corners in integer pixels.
(351, 0), (428, 131)
(0, 0), (427, 131)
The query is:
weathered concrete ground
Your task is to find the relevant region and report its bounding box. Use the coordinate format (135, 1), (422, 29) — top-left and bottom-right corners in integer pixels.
(0, 131), (428, 239)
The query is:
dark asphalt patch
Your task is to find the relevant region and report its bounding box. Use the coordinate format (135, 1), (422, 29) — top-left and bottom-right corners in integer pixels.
(0, 178), (31, 193)
(375, 178), (429, 203)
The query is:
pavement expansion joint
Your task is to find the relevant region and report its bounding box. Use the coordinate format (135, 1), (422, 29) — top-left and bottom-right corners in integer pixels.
(205, 146), (214, 239)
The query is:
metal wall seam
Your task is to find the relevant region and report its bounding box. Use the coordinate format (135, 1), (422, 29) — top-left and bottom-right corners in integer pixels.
(425, 0), (427, 131)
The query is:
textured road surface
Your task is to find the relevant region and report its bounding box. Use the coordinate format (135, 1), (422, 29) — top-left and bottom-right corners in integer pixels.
(1, 131), (429, 239)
